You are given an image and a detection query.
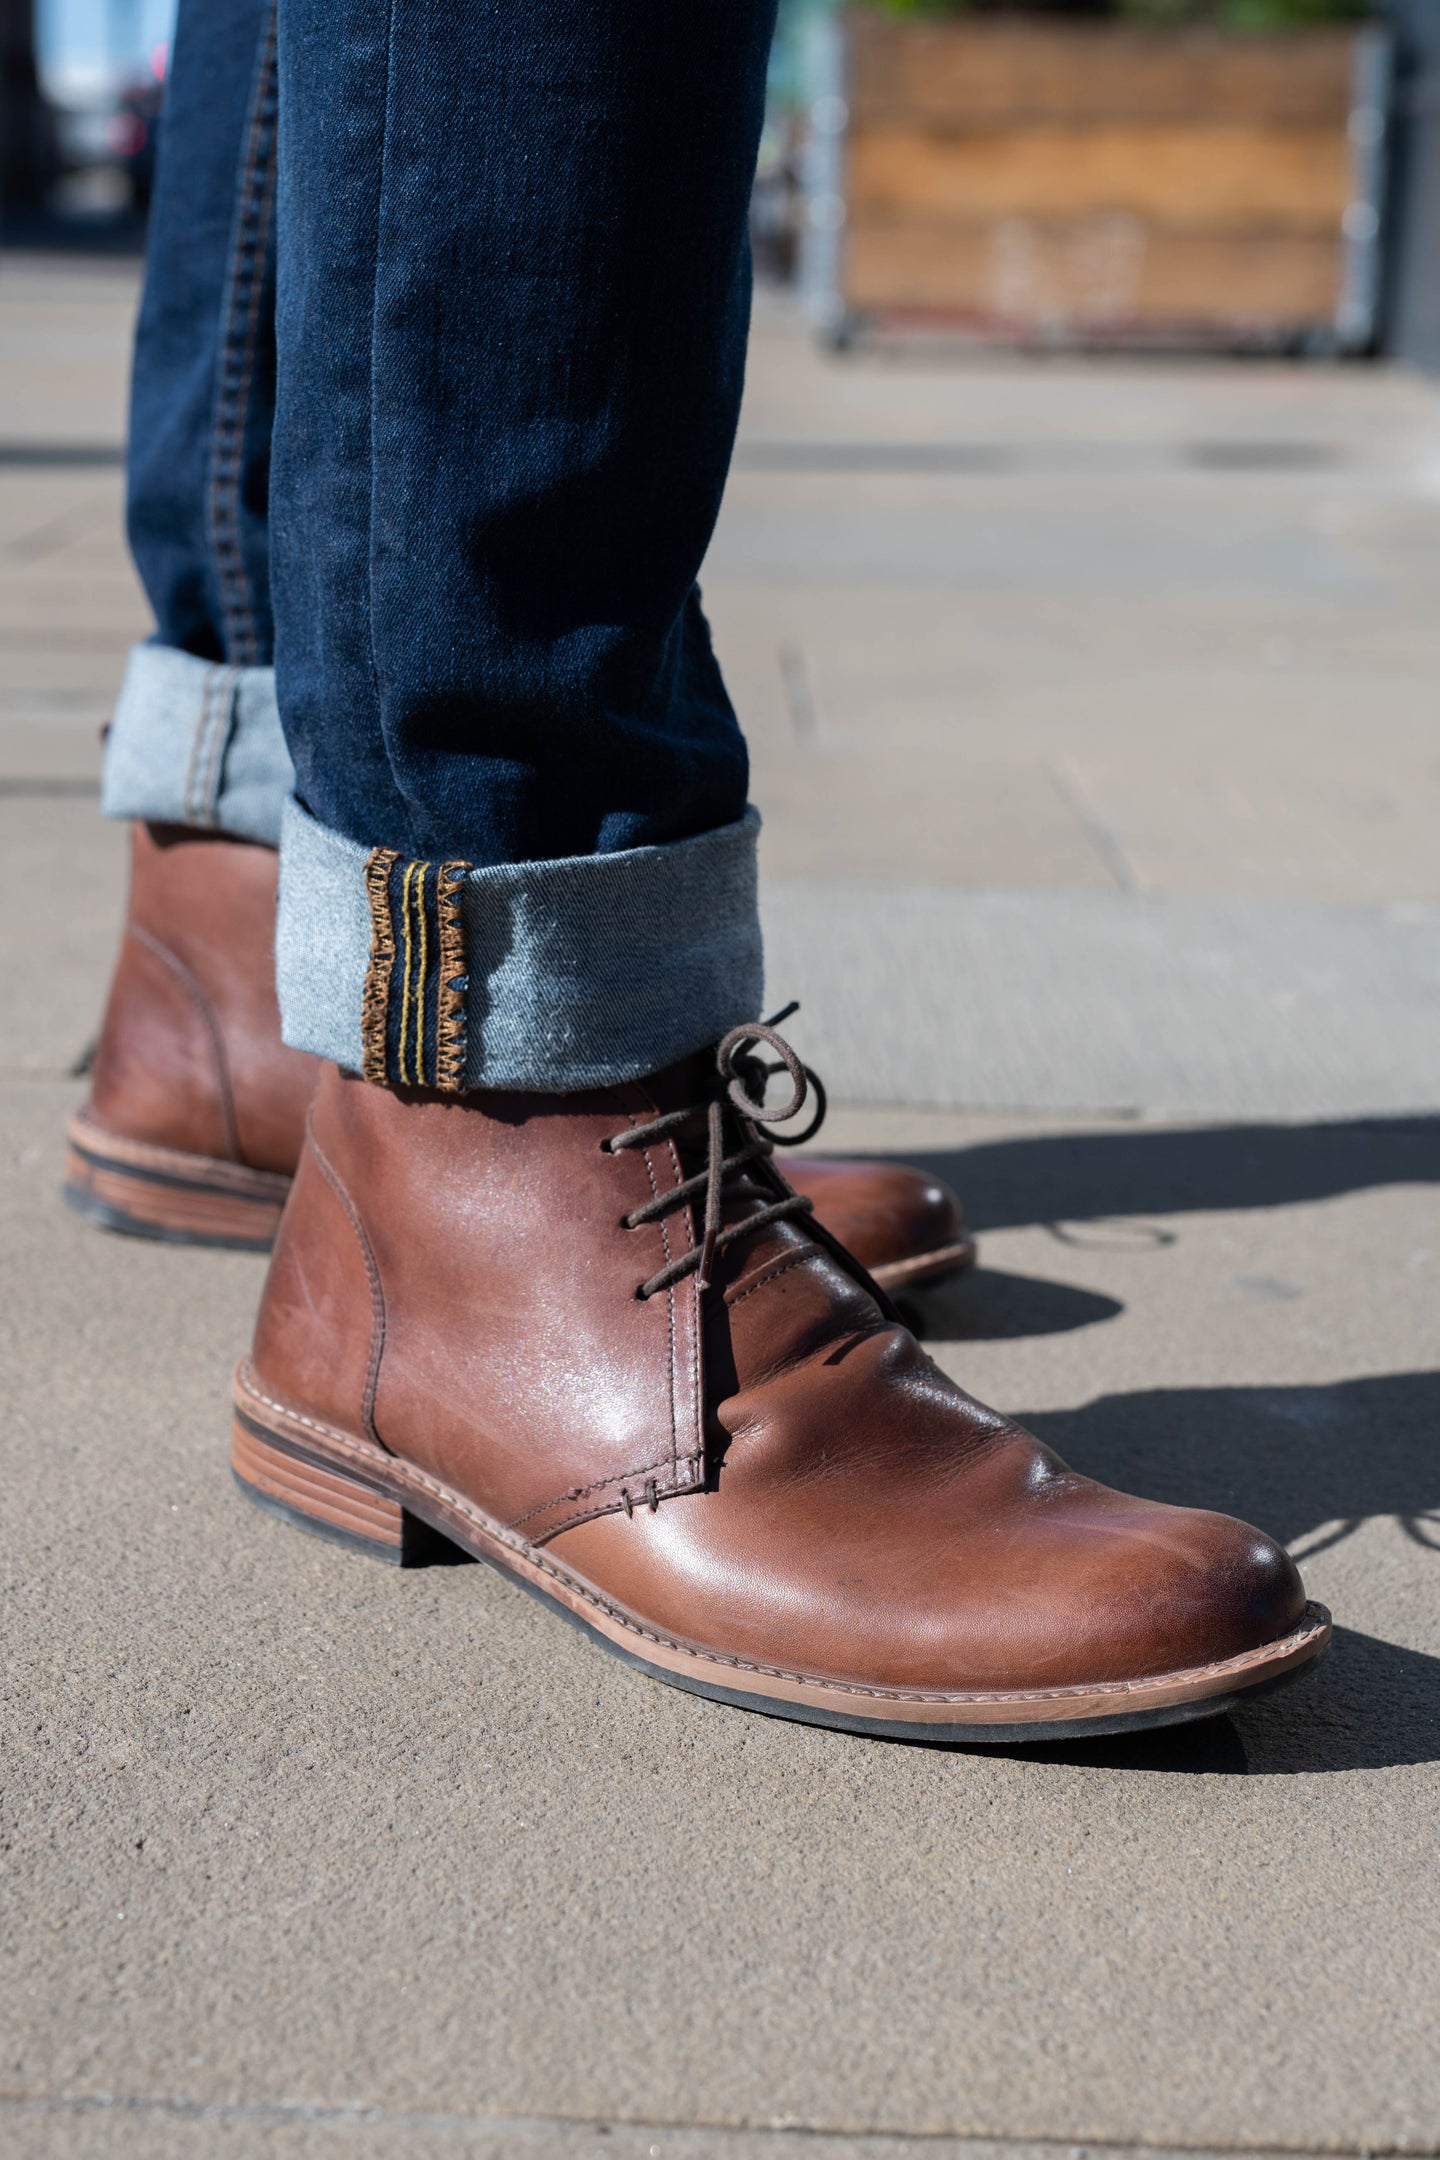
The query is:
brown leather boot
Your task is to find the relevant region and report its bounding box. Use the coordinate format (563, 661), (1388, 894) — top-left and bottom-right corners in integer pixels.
(792, 1155), (972, 1289)
(64, 825), (973, 1284)
(65, 824), (319, 1248)
(232, 1031), (1327, 1743)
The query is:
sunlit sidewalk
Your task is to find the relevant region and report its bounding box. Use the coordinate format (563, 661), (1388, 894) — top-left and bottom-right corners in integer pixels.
(2, 252), (1438, 2160)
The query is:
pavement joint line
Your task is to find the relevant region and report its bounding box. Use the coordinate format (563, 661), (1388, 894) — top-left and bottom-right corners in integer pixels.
(0, 2095), (1420, 2155)
(0, 441), (125, 467)
(778, 639), (821, 743)
(728, 441), (1349, 478)
(763, 881), (1440, 1118)
(0, 1069), (88, 1082)
(0, 775), (99, 797)
(1047, 760), (1140, 895)
(9, 439), (1354, 481)
(5, 504), (112, 563)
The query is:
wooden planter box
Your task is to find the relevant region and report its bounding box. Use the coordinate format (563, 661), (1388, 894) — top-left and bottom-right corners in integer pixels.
(803, 13), (1388, 348)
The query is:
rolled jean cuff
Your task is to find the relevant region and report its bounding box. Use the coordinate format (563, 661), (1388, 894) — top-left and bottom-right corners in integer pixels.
(101, 644), (292, 846)
(276, 796), (765, 1093)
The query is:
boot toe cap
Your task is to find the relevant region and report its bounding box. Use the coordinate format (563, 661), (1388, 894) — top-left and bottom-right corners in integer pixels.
(792, 1156), (969, 1276)
(1033, 1487), (1309, 1687)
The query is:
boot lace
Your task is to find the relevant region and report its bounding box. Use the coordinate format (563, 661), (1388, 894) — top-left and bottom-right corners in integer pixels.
(602, 1004), (827, 1301)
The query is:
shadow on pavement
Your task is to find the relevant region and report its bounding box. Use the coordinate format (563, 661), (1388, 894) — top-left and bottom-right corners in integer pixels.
(1020, 1370), (1440, 1557)
(835, 1114), (1437, 1337)
(992, 1626), (1440, 1777)
(1003, 1370), (1440, 1775)
(885, 1113), (1440, 1236)
(897, 1267), (1123, 1341)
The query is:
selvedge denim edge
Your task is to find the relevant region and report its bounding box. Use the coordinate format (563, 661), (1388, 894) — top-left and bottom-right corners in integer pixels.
(101, 643), (293, 846)
(276, 796), (765, 1094)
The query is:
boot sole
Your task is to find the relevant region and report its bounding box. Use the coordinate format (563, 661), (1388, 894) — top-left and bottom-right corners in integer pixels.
(64, 1111), (290, 1252)
(870, 1235), (976, 1291)
(231, 1358), (1331, 1746)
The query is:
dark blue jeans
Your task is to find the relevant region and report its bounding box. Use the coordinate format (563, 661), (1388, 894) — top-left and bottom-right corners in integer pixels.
(111, 0), (773, 1091)
(126, 0), (277, 671)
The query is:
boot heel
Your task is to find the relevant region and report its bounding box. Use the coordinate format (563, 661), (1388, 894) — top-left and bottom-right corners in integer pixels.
(231, 1413), (429, 1564)
(66, 1111), (289, 1250)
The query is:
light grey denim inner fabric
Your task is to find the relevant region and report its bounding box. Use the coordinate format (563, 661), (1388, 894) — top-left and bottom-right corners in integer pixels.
(276, 796), (765, 1092)
(101, 644), (292, 846)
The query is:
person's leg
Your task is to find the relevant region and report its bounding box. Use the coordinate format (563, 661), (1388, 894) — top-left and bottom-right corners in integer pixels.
(106, 0), (288, 838)
(66, 0), (317, 1246)
(71, 0), (975, 1278)
(235, 0), (1325, 1741)
(269, 0), (773, 1089)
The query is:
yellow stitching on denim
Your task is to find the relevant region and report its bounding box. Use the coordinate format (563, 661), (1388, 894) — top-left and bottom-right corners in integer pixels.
(397, 859), (419, 1087)
(413, 861), (429, 1087)
(360, 849), (400, 1084)
(434, 861), (469, 1093)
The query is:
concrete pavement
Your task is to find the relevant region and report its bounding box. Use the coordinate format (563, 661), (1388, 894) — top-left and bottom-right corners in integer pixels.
(2, 255), (1438, 2160)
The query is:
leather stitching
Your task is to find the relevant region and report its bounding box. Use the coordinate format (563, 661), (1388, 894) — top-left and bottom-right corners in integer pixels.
(128, 923), (240, 1161)
(234, 1363), (1323, 1707)
(482, 1096), (708, 1542)
(627, 1093), (681, 1484)
(633, 1078), (705, 1486)
(660, 1129), (693, 1485)
(724, 1248), (817, 1309)
(304, 1118), (387, 1446)
(523, 1478), (698, 1545)
(506, 1450), (684, 1530)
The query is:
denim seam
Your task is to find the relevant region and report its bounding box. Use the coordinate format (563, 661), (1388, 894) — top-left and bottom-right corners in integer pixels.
(182, 662), (238, 826)
(198, 664), (239, 813)
(103, 646), (292, 846)
(364, 0), (403, 720)
(204, 0), (279, 667)
(180, 667), (215, 825)
(186, 666), (218, 821)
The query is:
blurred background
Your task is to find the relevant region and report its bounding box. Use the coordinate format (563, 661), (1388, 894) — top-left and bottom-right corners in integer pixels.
(755, 0), (1440, 368)
(4, 0), (1440, 368)
(3, 0), (171, 237)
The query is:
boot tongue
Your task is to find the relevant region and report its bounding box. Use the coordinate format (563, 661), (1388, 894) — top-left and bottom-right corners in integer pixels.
(632, 1048), (715, 1117)
(634, 1046), (883, 1367)
(635, 1038), (864, 1298)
